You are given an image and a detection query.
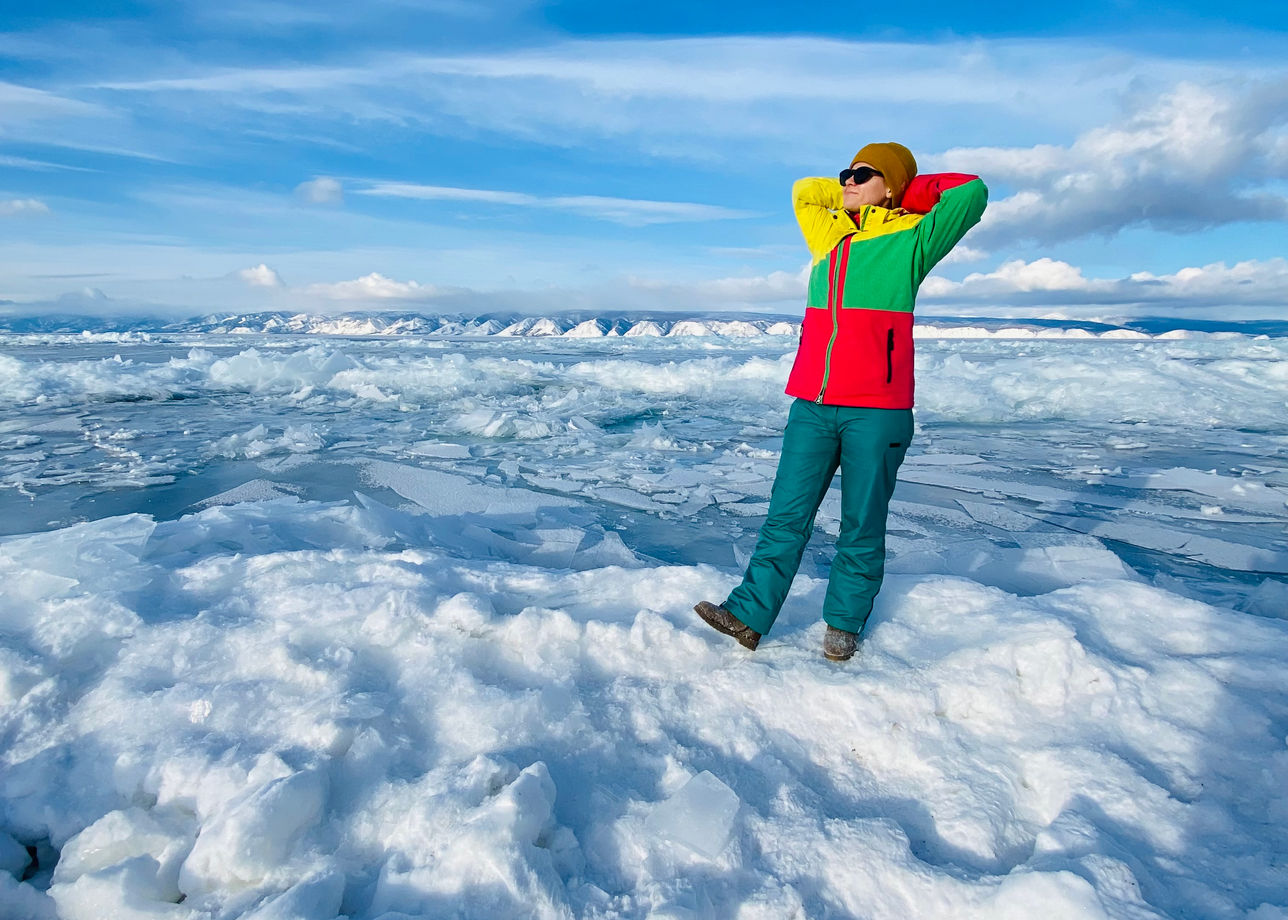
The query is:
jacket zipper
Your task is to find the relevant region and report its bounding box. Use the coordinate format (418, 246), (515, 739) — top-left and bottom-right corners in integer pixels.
(815, 236), (852, 403)
(886, 328), (894, 383)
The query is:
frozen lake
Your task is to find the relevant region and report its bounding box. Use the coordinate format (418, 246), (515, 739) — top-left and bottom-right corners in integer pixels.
(1, 327), (1286, 918)
(3, 331), (1285, 606)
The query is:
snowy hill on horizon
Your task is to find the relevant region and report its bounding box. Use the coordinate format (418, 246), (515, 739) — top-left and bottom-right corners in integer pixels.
(3, 309), (1288, 340)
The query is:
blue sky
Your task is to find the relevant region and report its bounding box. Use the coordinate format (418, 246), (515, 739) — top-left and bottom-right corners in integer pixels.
(1, 0), (1286, 320)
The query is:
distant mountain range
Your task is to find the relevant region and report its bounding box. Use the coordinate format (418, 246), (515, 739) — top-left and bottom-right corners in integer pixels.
(0, 311), (798, 337)
(2, 310), (1286, 338)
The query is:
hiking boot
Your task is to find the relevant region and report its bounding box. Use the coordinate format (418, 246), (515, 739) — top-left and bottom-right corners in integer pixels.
(694, 601), (761, 651)
(823, 625), (857, 661)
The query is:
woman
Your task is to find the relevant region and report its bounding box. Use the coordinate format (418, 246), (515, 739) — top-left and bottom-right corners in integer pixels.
(696, 142), (987, 661)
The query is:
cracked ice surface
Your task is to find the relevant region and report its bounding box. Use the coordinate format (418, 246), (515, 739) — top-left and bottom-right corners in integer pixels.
(1, 329), (1287, 919)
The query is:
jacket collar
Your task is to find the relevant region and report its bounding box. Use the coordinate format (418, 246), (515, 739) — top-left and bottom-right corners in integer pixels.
(845, 204), (923, 240)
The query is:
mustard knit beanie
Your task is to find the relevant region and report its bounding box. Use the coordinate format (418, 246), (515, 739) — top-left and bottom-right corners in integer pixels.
(851, 142), (918, 206)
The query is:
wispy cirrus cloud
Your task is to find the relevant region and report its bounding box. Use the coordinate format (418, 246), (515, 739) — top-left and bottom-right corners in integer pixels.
(68, 35), (1288, 247)
(0, 154), (96, 172)
(81, 36), (1253, 166)
(89, 37), (1237, 110)
(0, 78), (176, 164)
(0, 80), (161, 162)
(355, 181), (755, 225)
(0, 80), (104, 118)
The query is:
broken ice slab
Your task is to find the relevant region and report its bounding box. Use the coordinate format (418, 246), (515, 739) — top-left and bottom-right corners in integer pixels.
(0, 828), (29, 878)
(194, 479), (302, 508)
(1239, 578), (1288, 619)
(405, 440), (471, 459)
(645, 771), (740, 859)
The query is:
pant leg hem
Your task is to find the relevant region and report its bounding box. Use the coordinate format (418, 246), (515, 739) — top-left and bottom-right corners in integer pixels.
(822, 612), (869, 635)
(723, 599), (773, 637)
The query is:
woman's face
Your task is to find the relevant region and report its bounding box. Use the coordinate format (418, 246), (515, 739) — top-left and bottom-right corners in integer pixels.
(842, 161), (891, 210)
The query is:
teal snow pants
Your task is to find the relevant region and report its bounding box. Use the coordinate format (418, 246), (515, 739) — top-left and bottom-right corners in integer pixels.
(724, 398), (912, 636)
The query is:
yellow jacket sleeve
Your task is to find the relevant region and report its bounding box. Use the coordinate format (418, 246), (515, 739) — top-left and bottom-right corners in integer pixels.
(792, 177), (850, 264)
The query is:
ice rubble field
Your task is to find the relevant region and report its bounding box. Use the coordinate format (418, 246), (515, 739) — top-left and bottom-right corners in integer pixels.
(1, 328), (1287, 920)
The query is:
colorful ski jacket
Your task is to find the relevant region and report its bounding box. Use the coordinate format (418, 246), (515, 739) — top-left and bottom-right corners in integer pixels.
(784, 173), (988, 408)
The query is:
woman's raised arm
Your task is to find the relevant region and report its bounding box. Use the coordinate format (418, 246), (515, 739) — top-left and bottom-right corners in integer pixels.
(906, 173), (989, 280)
(792, 177), (848, 263)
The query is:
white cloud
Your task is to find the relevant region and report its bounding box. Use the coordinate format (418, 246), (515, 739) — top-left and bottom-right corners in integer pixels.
(1126, 259), (1288, 303)
(921, 257), (1288, 311)
(0, 198), (51, 216)
(966, 258), (1094, 292)
(356, 182), (753, 225)
(237, 263), (284, 287)
(295, 176), (344, 205)
(940, 80), (1288, 245)
(301, 272), (438, 301)
(935, 245), (988, 266)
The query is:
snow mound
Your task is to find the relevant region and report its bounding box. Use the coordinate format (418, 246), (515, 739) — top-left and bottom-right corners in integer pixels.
(1, 499), (1286, 918)
(564, 319), (608, 338)
(623, 321), (665, 337)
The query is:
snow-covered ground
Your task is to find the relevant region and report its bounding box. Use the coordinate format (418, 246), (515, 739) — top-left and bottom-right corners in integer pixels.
(1, 326), (1286, 919)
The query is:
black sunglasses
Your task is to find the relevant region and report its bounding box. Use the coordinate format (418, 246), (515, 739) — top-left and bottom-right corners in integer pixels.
(839, 166), (883, 186)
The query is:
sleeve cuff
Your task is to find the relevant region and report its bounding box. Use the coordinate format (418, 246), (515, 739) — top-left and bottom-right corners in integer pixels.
(901, 173), (980, 214)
